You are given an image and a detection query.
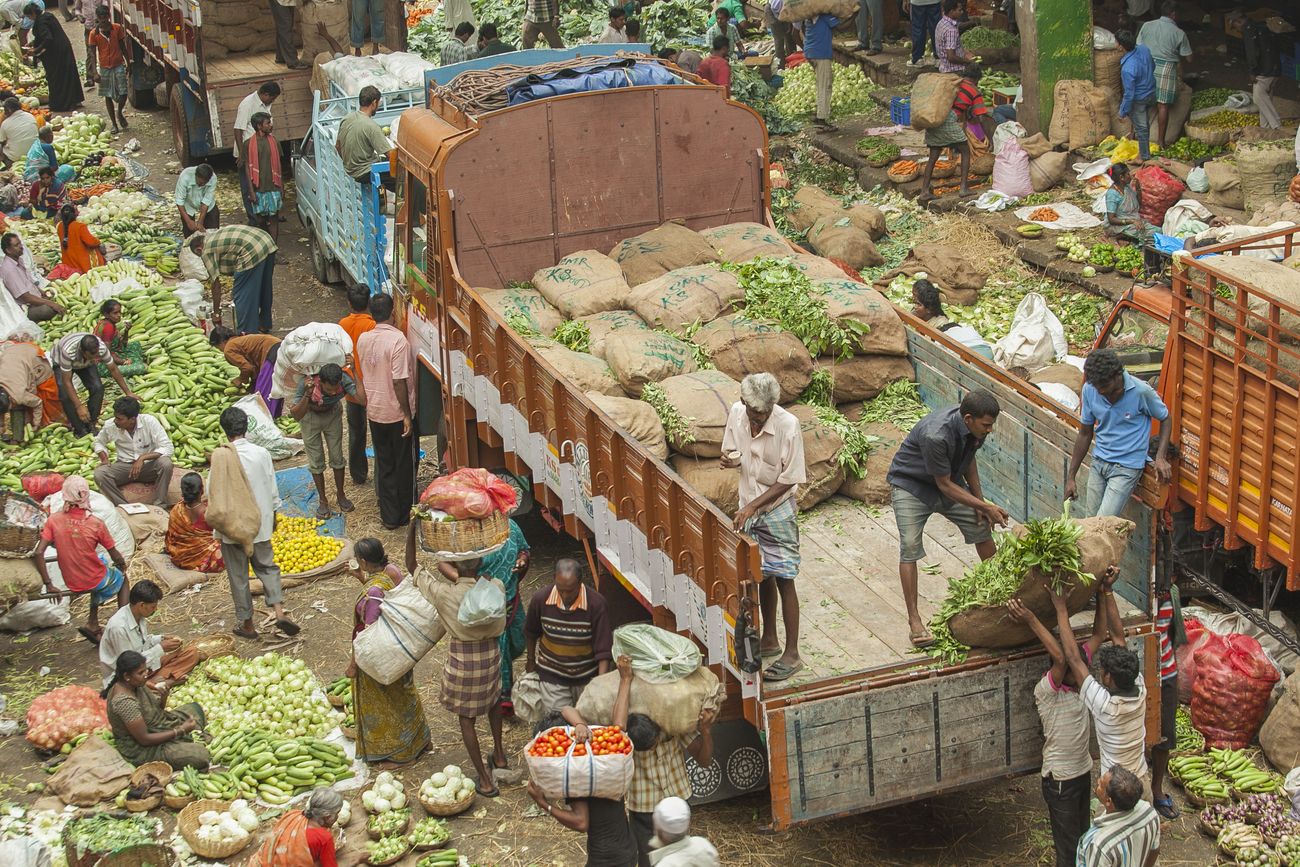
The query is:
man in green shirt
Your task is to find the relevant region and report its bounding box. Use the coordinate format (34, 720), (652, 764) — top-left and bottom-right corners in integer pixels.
(335, 85), (393, 186)
(706, 6), (744, 57)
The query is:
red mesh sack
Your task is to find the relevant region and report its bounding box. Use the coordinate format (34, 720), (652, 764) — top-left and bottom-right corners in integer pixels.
(1176, 616), (1212, 704)
(828, 258), (866, 282)
(1134, 165), (1185, 229)
(21, 472), (65, 501)
(1190, 632), (1281, 750)
(25, 686), (108, 751)
(419, 467), (518, 519)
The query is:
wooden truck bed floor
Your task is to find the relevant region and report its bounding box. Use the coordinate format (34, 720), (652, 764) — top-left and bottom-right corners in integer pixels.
(788, 496), (1137, 688)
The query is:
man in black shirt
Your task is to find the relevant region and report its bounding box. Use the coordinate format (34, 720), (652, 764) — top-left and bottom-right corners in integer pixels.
(887, 389), (1010, 646)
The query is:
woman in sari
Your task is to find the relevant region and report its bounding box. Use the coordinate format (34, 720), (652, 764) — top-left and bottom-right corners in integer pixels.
(103, 650), (210, 769)
(247, 787), (341, 867)
(165, 473), (224, 573)
(24, 4), (82, 112)
(345, 536), (431, 766)
(480, 518), (530, 716)
(1104, 163), (1157, 243)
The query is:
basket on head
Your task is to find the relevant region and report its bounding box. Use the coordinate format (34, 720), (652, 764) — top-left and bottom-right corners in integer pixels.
(418, 510), (508, 559)
(418, 787), (476, 817)
(179, 798), (254, 861)
(190, 633), (236, 661)
(0, 488), (45, 558)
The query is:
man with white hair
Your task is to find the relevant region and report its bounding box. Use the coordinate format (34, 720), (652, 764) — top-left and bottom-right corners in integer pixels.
(650, 796), (719, 866)
(720, 372), (807, 682)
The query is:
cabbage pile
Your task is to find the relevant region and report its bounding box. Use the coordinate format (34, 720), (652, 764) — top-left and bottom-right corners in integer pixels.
(168, 653), (341, 740)
(774, 63), (878, 119)
(193, 800), (258, 849)
(419, 765), (477, 805)
(363, 771), (409, 813)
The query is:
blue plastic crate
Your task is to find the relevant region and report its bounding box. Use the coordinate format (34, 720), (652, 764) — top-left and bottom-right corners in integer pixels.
(890, 96), (910, 126)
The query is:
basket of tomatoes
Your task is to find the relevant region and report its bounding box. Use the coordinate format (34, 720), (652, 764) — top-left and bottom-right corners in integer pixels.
(524, 725), (635, 801)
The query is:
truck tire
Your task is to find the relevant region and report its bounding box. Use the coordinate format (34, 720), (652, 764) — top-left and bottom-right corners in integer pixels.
(169, 92), (193, 167)
(309, 231), (335, 284)
(129, 84), (157, 111)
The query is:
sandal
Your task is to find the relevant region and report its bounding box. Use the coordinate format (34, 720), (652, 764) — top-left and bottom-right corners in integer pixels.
(1153, 796), (1178, 820)
(475, 781), (501, 798)
(275, 618), (301, 636)
(762, 659), (805, 682)
(909, 631), (936, 648)
(76, 626), (102, 646)
(759, 646), (782, 659)
(232, 626), (259, 640)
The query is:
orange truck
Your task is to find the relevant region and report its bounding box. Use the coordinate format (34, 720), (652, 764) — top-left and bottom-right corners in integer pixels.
(384, 55), (1162, 829)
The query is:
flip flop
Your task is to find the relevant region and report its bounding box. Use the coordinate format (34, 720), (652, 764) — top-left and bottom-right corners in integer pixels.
(759, 646), (782, 659)
(232, 626), (259, 640)
(1153, 796), (1178, 820)
(475, 781), (501, 798)
(275, 618), (301, 636)
(76, 627), (102, 646)
(910, 632), (936, 648)
(762, 659), (805, 682)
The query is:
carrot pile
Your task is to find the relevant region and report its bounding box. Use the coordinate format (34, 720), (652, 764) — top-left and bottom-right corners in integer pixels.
(68, 183), (116, 202)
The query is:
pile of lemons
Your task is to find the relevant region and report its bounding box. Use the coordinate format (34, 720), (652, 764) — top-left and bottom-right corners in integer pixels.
(266, 515), (345, 574)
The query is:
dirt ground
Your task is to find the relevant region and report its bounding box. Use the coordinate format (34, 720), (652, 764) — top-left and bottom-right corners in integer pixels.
(0, 15), (1230, 867)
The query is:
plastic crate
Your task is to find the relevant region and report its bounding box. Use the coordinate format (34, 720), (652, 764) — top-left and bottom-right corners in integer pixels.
(890, 96), (910, 126)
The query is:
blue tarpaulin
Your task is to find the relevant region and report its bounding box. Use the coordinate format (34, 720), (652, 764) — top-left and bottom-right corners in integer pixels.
(275, 466), (346, 536)
(505, 60), (681, 105)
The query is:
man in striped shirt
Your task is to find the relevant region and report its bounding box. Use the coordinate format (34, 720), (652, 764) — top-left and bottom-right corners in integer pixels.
(1076, 766), (1161, 867)
(524, 558), (613, 715)
(191, 225), (277, 336)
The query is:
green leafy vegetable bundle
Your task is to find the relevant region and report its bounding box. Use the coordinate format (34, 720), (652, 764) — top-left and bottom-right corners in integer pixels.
(722, 258), (869, 359)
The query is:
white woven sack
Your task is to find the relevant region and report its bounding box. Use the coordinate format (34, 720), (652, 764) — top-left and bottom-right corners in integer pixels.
(353, 578), (442, 685)
(524, 725), (635, 801)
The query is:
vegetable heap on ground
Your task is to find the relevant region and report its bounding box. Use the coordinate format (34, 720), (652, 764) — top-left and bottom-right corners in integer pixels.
(65, 813), (161, 857)
(773, 63), (879, 119)
(269, 516), (346, 573)
(169, 653), (343, 740)
(730, 63), (801, 135)
(962, 26), (1019, 50)
(926, 505), (1092, 665)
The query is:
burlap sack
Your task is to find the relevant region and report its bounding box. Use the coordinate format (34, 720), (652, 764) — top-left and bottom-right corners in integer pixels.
(587, 392), (669, 459)
(1237, 142), (1297, 213)
(1259, 669), (1300, 770)
(700, 222), (793, 263)
(609, 223), (719, 288)
(1093, 48), (1124, 96)
(1162, 160), (1193, 182)
(481, 285), (564, 336)
(1204, 159), (1244, 210)
(788, 404), (845, 511)
(533, 343), (623, 396)
(910, 73), (962, 130)
(813, 354), (915, 402)
(576, 667), (724, 737)
(776, 0), (855, 23)
(1018, 133), (1054, 159)
(787, 186), (845, 234)
(657, 369), (742, 457)
(0, 556), (44, 606)
(206, 442), (259, 554)
(626, 265), (744, 332)
(1166, 83), (1193, 144)
(694, 313), (813, 404)
(604, 331), (699, 396)
(670, 455), (739, 514)
(578, 309), (649, 359)
(970, 153), (995, 176)
(1030, 362), (1084, 392)
(947, 515), (1135, 649)
(814, 279), (909, 355)
(911, 243), (989, 301)
(532, 250), (632, 319)
(301, 0), (349, 57)
(808, 217), (885, 270)
(1048, 80), (1111, 150)
(846, 203), (887, 241)
(788, 253), (856, 281)
(838, 419), (906, 504)
(47, 735), (133, 806)
(1210, 257), (1300, 339)
(1030, 151), (1070, 193)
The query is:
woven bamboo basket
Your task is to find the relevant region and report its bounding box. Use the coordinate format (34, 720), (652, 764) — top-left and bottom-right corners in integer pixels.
(367, 836), (412, 865)
(179, 799), (255, 861)
(88, 844), (178, 867)
(341, 723), (356, 740)
(1185, 122), (1233, 147)
(0, 488), (44, 558)
(418, 787), (476, 817)
(418, 511), (508, 556)
(190, 633), (235, 661)
(887, 163), (921, 183)
(124, 761), (171, 811)
(929, 159), (957, 180)
(328, 693), (348, 708)
(366, 809), (411, 840)
(163, 791), (194, 810)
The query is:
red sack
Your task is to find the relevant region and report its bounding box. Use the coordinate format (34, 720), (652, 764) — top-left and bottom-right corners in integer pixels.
(21, 472), (64, 501)
(1176, 616), (1212, 704)
(1190, 632), (1281, 750)
(25, 686), (109, 752)
(1134, 165), (1185, 229)
(45, 264), (79, 282)
(419, 467), (518, 519)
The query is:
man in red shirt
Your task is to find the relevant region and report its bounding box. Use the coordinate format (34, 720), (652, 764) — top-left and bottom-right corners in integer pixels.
(32, 475), (130, 644)
(338, 283), (376, 485)
(84, 6), (130, 134)
(696, 35), (732, 98)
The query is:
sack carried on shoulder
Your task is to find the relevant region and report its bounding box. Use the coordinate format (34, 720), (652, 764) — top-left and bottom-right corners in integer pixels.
(353, 579), (442, 685)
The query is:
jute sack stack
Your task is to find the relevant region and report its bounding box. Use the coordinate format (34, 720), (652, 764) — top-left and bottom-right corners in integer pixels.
(532, 251), (632, 318)
(604, 331), (699, 396)
(788, 404), (845, 510)
(301, 0), (350, 57)
(481, 285), (564, 335)
(670, 456), (739, 514)
(838, 419), (907, 504)
(807, 217), (884, 270)
(532, 341), (624, 396)
(1047, 80), (1111, 150)
(812, 354), (914, 402)
(656, 369), (742, 457)
(1203, 159), (1244, 210)
(786, 186), (845, 234)
(788, 253), (857, 281)
(578, 309), (649, 359)
(694, 314), (813, 404)
(910, 243), (989, 304)
(201, 0), (278, 56)
(576, 667), (724, 737)
(587, 392), (669, 459)
(701, 222), (793, 263)
(1237, 142), (1297, 213)
(626, 265), (744, 331)
(1258, 669), (1300, 769)
(947, 515), (1135, 649)
(1093, 48), (1124, 97)
(609, 223), (720, 287)
(813, 279), (909, 355)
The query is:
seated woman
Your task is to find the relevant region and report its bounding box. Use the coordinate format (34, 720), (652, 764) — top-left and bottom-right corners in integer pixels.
(247, 787), (342, 867)
(56, 203), (103, 274)
(94, 298), (146, 377)
(910, 278), (995, 361)
(1104, 163), (1157, 243)
(103, 649), (210, 769)
(26, 165), (64, 218)
(165, 472), (224, 573)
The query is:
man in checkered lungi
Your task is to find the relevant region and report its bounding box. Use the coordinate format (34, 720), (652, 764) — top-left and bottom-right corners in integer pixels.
(721, 372), (808, 683)
(1137, 1), (1192, 148)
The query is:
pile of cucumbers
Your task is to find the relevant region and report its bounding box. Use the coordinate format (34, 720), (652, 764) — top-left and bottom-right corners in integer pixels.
(198, 730), (355, 806)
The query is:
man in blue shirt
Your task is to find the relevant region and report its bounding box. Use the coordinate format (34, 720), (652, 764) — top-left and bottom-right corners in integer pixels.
(1116, 30), (1156, 161)
(1065, 348), (1171, 517)
(802, 13), (838, 130)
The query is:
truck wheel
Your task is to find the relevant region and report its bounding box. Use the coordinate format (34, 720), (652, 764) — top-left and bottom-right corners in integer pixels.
(169, 92), (193, 167)
(129, 85), (157, 111)
(309, 232), (334, 284)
